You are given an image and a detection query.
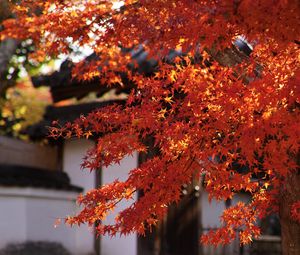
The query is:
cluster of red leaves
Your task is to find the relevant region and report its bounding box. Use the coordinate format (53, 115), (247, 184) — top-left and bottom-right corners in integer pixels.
(2, 0), (300, 246)
(201, 202), (261, 245)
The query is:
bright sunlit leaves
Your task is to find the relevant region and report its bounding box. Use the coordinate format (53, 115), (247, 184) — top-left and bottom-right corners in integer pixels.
(1, 0), (299, 246)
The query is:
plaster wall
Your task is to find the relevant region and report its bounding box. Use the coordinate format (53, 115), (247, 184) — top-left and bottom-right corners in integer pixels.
(101, 153), (138, 255)
(0, 190), (26, 247)
(200, 191), (251, 255)
(0, 187), (78, 254)
(200, 191), (225, 230)
(63, 139), (96, 255)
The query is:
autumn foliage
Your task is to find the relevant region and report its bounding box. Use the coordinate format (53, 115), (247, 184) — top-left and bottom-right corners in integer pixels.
(1, 0), (299, 248)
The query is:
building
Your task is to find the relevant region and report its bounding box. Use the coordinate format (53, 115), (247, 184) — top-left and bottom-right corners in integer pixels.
(0, 40), (281, 255)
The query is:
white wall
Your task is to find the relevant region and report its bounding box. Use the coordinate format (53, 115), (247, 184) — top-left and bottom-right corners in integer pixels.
(200, 191), (226, 255)
(63, 140), (139, 255)
(200, 191), (225, 229)
(63, 139), (96, 255)
(101, 153), (138, 255)
(63, 139), (95, 190)
(0, 187), (78, 254)
(200, 191), (251, 255)
(0, 191), (27, 246)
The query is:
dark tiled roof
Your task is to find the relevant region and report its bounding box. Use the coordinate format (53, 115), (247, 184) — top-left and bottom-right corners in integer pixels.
(32, 40), (251, 103)
(28, 39), (252, 139)
(31, 50), (156, 103)
(0, 163), (83, 192)
(31, 59), (135, 103)
(26, 100), (125, 140)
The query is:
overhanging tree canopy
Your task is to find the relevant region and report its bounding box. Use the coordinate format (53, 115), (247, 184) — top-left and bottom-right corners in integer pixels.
(1, 1), (299, 253)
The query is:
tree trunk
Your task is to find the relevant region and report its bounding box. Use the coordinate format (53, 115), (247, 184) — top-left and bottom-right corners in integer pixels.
(0, 0), (18, 96)
(0, 38), (18, 96)
(279, 171), (300, 255)
(0, 0), (10, 21)
(0, 39), (18, 74)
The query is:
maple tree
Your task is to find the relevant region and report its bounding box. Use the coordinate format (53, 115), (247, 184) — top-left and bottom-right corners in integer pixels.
(0, 0), (51, 138)
(1, 1), (299, 254)
(0, 79), (50, 138)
